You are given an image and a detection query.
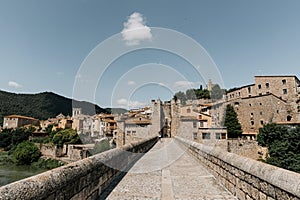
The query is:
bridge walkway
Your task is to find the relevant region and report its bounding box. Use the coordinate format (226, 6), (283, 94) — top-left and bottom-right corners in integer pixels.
(105, 138), (237, 200)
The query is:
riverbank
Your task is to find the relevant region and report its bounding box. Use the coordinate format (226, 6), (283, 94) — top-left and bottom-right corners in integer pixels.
(0, 151), (65, 187)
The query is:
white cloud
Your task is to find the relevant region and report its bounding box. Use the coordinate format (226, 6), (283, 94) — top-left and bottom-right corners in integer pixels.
(56, 71), (64, 76)
(173, 81), (201, 90)
(121, 12), (152, 46)
(8, 81), (23, 89)
(117, 98), (148, 108)
(127, 80), (136, 85)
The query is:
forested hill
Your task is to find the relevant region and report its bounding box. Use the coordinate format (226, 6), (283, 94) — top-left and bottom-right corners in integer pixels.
(0, 90), (109, 125)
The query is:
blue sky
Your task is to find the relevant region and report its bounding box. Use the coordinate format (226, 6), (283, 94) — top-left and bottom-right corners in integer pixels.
(1, 0), (300, 108)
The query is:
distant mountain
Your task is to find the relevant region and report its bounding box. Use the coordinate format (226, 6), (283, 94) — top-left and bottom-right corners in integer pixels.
(105, 107), (128, 115)
(0, 90), (110, 125)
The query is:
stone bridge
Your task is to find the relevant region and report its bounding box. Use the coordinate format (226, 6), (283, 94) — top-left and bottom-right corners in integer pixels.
(0, 137), (299, 200)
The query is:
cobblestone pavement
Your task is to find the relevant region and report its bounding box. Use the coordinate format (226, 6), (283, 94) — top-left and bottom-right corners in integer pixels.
(105, 138), (237, 200)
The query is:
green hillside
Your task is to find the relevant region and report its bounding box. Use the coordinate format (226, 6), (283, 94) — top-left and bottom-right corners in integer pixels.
(0, 90), (109, 125)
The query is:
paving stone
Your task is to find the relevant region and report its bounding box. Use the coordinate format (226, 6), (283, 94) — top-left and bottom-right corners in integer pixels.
(106, 138), (237, 200)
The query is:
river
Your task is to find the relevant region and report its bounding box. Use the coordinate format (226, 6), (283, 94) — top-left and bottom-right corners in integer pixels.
(0, 165), (47, 187)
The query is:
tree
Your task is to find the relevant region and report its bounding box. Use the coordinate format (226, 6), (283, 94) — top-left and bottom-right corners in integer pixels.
(13, 141), (40, 165)
(45, 124), (54, 134)
(195, 88), (210, 99)
(224, 104), (242, 138)
(210, 84), (224, 100)
(257, 123), (287, 147)
(0, 127), (33, 150)
(173, 91), (187, 105)
(52, 129), (81, 147)
(257, 124), (300, 173)
(11, 128), (31, 147)
(0, 129), (12, 149)
(185, 89), (197, 100)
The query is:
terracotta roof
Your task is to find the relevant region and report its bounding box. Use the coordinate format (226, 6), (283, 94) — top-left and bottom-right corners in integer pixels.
(4, 114), (36, 120)
(103, 119), (116, 123)
(125, 117), (152, 124)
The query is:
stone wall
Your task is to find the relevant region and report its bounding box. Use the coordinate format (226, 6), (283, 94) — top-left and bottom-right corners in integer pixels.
(228, 94), (288, 134)
(37, 143), (65, 158)
(175, 136), (300, 200)
(0, 136), (157, 200)
(227, 140), (259, 160)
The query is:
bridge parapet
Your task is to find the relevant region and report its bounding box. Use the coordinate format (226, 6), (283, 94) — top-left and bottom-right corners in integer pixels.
(175, 136), (300, 200)
(0, 136), (157, 200)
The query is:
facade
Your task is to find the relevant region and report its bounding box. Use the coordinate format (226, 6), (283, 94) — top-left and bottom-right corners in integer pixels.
(116, 99), (164, 147)
(3, 114), (38, 129)
(91, 114), (117, 137)
(72, 108), (117, 139)
(226, 75), (300, 134)
(171, 99), (228, 145)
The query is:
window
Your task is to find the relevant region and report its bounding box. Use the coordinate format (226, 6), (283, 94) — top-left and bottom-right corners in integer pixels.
(193, 132), (198, 140)
(249, 103), (252, 107)
(251, 121), (254, 126)
(187, 108), (191, 113)
(215, 133), (221, 139)
(199, 121), (204, 127)
(260, 103), (262, 105)
(260, 120), (264, 125)
(266, 83), (269, 88)
(248, 87), (251, 93)
(221, 133), (227, 139)
(260, 111), (263, 115)
(193, 122), (197, 128)
(202, 133), (211, 139)
(282, 79), (286, 85)
(283, 89), (287, 94)
(234, 102), (239, 107)
(259, 93), (262, 96)
(258, 84), (262, 89)
(287, 115), (292, 121)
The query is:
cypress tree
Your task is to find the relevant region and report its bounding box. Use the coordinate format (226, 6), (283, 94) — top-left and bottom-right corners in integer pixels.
(224, 104), (242, 138)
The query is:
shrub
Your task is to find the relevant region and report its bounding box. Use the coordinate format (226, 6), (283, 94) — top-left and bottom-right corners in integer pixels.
(13, 141), (40, 165)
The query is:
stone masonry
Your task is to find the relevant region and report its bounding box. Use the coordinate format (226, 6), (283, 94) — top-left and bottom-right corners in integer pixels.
(226, 75), (300, 134)
(176, 136), (300, 200)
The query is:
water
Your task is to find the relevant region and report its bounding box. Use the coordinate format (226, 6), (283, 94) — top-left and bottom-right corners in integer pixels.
(0, 165), (47, 187)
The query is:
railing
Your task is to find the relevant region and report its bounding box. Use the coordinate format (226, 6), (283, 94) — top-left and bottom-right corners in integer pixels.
(0, 136), (157, 200)
(175, 136), (300, 200)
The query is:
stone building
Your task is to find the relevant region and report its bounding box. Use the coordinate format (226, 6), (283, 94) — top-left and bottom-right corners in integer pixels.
(115, 99), (164, 147)
(91, 114), (117, 138)
(171, 99), (227, 145)
(3, 114), (39, 129)
(39, 114), (72, 132)
(226, 75), (300, 135)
